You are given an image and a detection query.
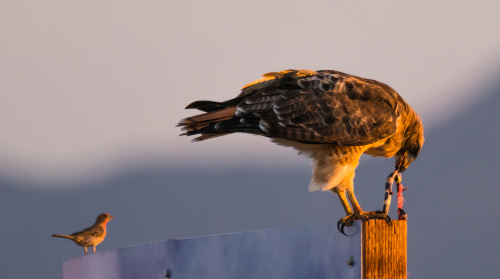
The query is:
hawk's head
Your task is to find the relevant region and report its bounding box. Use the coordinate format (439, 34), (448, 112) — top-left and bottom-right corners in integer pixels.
(395, 114), (424, 172)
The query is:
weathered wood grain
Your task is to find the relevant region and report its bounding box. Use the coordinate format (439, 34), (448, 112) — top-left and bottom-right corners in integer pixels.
(362, 220), (407, 279)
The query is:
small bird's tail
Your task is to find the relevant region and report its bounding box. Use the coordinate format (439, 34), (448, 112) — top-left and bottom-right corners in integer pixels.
(51, 234), (73, 239)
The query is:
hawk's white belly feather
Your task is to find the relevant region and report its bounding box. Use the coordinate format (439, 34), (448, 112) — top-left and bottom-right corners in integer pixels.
(271, 138), (364, 192)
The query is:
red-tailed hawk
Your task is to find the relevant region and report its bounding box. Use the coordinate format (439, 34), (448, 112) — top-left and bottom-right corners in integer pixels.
(177, 69), (424, 234)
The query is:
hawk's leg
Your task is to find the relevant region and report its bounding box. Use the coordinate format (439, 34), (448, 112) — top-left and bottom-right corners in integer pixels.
(332, 188), (354, 235)
(346, 186), (363, 214)
(332, 188), (353, 216)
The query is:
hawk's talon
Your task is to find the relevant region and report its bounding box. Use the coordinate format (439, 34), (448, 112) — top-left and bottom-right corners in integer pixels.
(337, 218), (346, 233)
(385, 214), (392, 226)
(337, 211), (391, 236)
(337, 214), (356, 236)
(337, 219), (349, 236)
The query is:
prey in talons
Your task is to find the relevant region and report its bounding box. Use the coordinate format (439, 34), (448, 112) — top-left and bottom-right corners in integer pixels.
(335, 145), (417, 236)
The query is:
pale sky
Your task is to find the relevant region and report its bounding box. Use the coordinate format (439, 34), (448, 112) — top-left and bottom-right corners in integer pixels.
(1, 1), (500, 184)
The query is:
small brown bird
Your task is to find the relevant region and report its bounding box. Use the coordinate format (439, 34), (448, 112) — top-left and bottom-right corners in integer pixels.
(52, 213), (113, 254)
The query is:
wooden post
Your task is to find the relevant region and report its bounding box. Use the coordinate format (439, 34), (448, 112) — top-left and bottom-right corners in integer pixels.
(362, 219), (407, 279)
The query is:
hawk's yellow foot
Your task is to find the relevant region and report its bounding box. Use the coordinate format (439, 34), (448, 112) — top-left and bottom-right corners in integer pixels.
(337, 211), (391, 236)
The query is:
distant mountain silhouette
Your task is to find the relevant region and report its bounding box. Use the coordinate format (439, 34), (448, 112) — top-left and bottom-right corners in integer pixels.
(1, 78), (499, 279)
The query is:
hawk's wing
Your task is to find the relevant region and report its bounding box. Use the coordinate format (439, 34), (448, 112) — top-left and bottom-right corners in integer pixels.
(235, 70), (400, 146)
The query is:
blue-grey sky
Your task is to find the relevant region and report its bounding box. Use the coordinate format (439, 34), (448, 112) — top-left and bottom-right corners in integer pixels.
(2, 1), (500, 186)
(2, 2), (500, 279)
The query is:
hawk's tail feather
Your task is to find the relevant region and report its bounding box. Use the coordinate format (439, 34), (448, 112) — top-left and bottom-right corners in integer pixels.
(178, 100), (265, 142)
(183, 117), (264, 139)
(192, 133), (231, 142)
(185, 97), (244, 112)
(177, 107), (237, 131)
(192, 128), (264, 142)
(185, 100), (224, 112)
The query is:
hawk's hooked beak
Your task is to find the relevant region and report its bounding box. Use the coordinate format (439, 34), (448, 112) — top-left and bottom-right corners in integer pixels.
(395, 152), (410, 172)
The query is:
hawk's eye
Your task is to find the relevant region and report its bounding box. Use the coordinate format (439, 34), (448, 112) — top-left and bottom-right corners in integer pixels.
(409, 146), (419, 154)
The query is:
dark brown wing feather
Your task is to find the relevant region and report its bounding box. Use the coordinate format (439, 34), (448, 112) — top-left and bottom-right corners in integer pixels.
(236, 70), (399, 145)
(178, 69), (400, 145)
